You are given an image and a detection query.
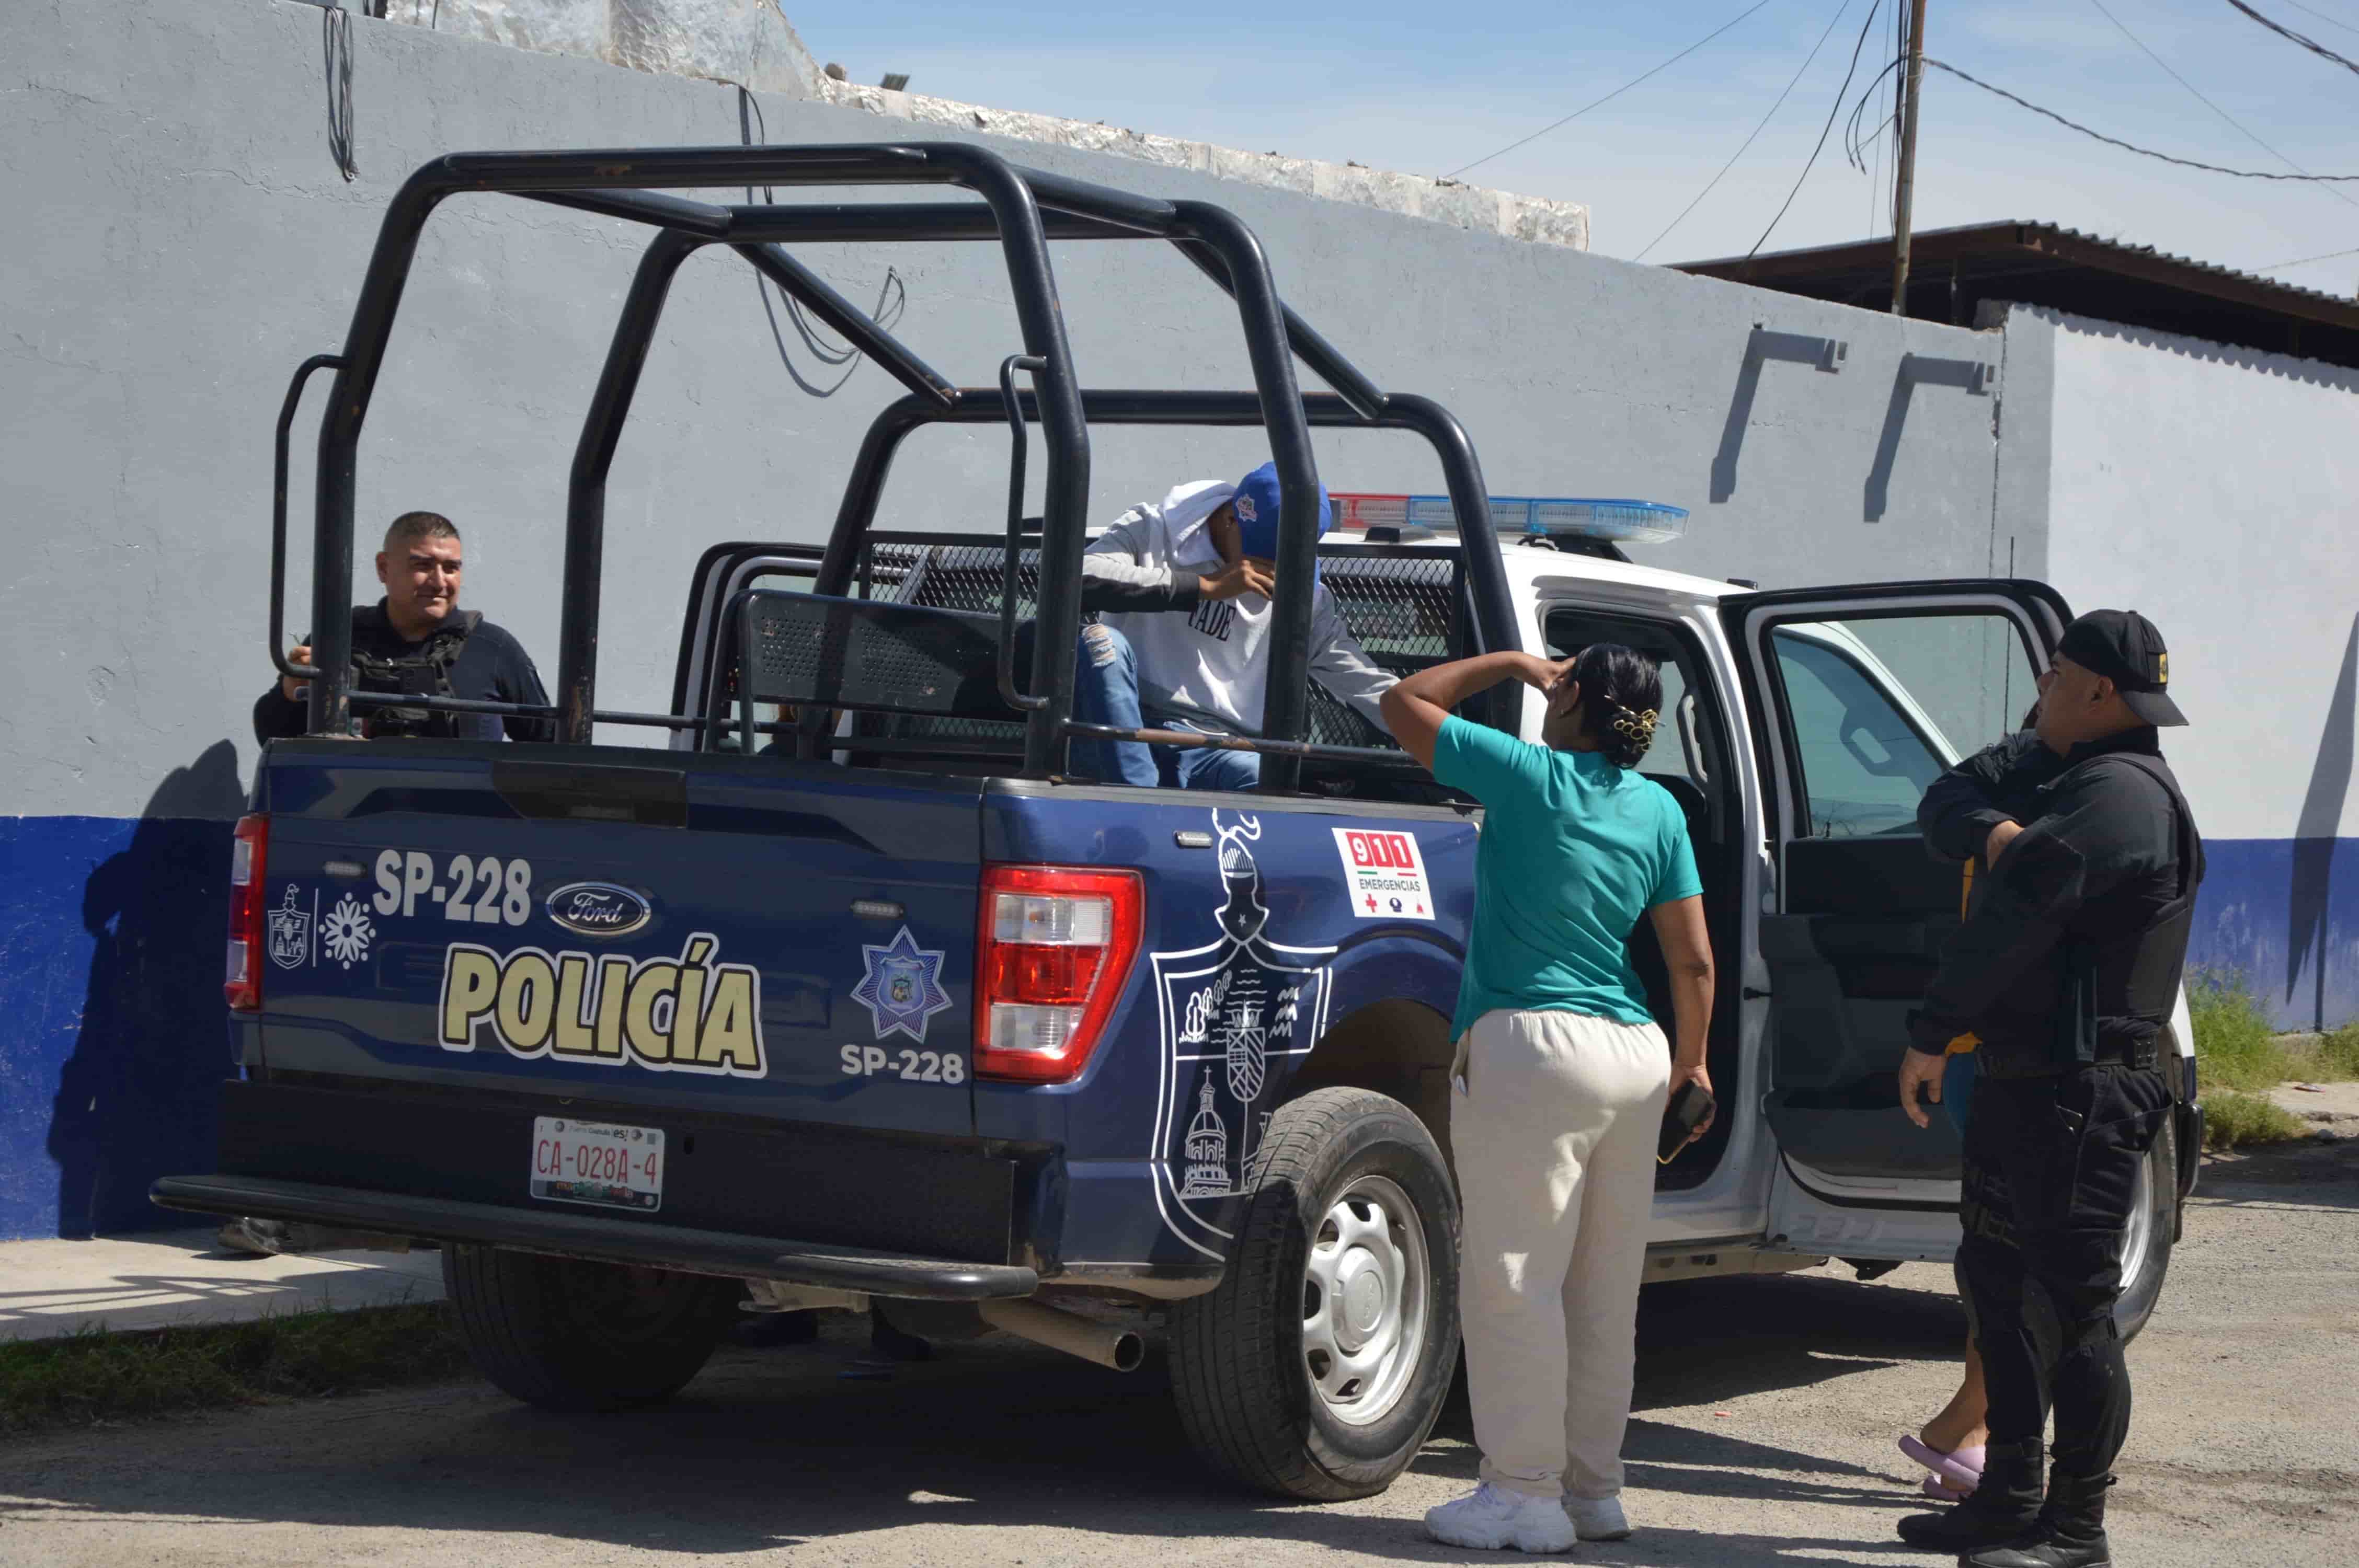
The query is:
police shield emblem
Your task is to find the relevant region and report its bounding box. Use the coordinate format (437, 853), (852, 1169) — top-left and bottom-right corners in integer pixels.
(267, 886), (312, 971)
(1149, 812), (1334, 1260)
(853, 926), (953, 1043)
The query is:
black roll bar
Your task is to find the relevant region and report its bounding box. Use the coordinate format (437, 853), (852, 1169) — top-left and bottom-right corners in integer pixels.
(994, 354), (1051, 714)
(830, 388), (1520, 742)
(271, 353), (344, 688)
(301, 142), (1495, 770)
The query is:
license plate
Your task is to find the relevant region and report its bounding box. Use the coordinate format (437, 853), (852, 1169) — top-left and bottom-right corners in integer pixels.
(530, 1117), (664, 1212)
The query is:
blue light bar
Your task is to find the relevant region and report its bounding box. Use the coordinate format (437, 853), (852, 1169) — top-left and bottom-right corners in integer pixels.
(1403, 495), (1689, 545)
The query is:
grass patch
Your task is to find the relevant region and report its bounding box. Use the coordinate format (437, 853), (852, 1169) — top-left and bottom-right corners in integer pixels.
(2200, 1090), (2311, 1150)
(2190, 972), (2289, 1092)
(0, 1301), (471, 1438)
(2312, 1022), (2359, 1081)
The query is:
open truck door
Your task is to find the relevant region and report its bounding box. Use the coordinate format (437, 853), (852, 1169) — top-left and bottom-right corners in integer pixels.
(1721, 581), (2068, 1255)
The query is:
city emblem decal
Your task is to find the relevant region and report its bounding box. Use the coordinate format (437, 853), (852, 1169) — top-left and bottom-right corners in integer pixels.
(1149, 810), (1336, 1261)
(854, 926), (954, 1044)
(268, 885), (313, 970)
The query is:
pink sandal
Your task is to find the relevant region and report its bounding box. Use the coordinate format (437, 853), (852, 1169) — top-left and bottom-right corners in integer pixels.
(1898, 1435), (1985, 1496)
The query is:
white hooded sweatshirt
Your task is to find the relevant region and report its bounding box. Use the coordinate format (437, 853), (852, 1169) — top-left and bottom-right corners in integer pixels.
(1080, 480), (1396, 736)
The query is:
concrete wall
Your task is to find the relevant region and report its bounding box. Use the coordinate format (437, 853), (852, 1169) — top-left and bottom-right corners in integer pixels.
(2031, 307), (2359, 1031)
(0, 0), (2021, 1237)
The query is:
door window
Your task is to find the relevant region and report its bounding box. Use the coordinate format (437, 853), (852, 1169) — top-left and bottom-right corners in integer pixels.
(1768, 612), (2037, 838)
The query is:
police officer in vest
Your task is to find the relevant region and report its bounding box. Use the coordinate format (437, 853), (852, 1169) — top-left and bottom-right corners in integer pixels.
(254, 511), (552, 744)
(1895, 610), (2203, 1568)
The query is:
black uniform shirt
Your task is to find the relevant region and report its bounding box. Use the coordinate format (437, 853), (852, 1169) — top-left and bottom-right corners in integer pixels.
(1907, 727), (2195, 1066)
(253, 601), (552, 744)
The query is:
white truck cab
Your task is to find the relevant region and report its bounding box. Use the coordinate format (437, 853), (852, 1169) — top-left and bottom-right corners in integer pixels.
(1449, 526), (2193, 1332)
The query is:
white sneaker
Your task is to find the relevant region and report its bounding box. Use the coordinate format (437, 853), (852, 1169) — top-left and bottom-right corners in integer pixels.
(1425, 1482), (1579, 1552)
(1564, 1495), (1631, 1541)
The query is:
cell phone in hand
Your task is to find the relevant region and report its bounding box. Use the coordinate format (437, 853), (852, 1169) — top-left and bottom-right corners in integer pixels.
(1657, 1081), (1716, 1165)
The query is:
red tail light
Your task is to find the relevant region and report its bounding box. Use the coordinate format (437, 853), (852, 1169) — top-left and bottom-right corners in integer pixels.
(974, 864), (1143, 1084)
(224, 814), (269, 1011)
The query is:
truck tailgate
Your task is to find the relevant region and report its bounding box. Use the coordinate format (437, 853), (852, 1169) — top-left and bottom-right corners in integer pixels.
(251, 744), (984, 1136)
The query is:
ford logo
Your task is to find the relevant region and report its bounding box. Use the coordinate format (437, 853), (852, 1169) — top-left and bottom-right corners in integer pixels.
(544, 882), (651, 938)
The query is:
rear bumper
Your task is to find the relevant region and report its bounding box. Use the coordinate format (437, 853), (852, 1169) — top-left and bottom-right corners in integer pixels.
(152, 1173), (1037, 1300)
(163, 1077), (1045, 1297)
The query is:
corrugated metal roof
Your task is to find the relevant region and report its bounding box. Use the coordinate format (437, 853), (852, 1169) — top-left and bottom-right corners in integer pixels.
(1673, 220), (2359, 368)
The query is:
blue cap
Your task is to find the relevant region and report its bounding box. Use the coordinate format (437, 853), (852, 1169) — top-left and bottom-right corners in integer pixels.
(1229, 462), (1331, 561)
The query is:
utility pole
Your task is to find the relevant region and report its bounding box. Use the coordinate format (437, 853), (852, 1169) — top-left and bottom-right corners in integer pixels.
(1890, 0), (1928, 315)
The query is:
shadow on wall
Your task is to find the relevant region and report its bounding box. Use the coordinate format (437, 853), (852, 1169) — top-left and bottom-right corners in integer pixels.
(42, 742), (246, 1239)
(2288, 614), (2357, 1033)
(1862, 354), (1994, 524)
(1708, 327), (1843, 505)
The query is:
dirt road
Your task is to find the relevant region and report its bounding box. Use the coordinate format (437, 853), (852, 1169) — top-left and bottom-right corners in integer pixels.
(4, 1139), (2352, 1567)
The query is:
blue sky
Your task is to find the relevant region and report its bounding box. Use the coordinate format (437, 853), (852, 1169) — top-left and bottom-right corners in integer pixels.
(782, 1), (2359, 290)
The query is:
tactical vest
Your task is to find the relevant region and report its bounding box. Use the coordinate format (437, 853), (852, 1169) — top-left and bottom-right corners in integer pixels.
(2054, 752), (2204, 1073)
(351, 610), (480, 738)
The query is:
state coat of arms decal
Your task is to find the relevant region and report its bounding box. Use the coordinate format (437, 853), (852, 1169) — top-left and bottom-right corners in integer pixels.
(1149, 810), (1335, 1260)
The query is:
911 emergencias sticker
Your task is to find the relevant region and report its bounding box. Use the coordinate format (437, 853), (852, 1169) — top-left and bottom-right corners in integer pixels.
(1332, 827), (1433, 920)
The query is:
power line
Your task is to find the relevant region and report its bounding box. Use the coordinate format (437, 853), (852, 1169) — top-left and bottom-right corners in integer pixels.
(2225, 0), (2359, 76)
(1441, 2), (1780, 181)
(1742, 0), (1890, 266)
(2087, 0), (2359, 209)
(1924, 57), (2359, 180)
(2281, 1), (2359, 38)
(2260, 242), (2359, 266)
(1637, 0), (1870, 261)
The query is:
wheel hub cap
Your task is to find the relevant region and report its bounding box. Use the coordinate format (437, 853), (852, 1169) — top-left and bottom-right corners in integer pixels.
(1300, 1173), (1430, 1427)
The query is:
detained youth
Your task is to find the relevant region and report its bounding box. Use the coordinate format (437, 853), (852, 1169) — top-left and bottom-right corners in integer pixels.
(1381, 644), (1714, 1553)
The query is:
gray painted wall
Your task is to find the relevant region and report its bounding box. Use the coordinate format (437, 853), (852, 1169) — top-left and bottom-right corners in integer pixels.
(2, 0), (2026, 822)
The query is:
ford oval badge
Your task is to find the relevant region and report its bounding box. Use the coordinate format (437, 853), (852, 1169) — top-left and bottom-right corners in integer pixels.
(545, 882), (651, 938)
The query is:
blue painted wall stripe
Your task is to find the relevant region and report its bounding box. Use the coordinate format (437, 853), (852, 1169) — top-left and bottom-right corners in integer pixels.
(0, 819), (2348, 1240)
(1, 816), (234, 1241)
(2185, 836), (2359, 1035)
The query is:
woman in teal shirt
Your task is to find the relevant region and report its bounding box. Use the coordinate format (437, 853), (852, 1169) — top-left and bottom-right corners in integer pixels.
(1382, 644), (1715, 1553)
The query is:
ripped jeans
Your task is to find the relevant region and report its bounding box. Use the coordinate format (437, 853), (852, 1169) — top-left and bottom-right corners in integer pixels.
(1069, 622), (1260, 792)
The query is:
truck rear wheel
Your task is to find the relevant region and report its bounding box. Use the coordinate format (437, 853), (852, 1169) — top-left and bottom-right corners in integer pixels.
(2112, 1116), (2178, 1342)
(442, 1246), (739, 1412)
(1170, 1087), (1460, 1500)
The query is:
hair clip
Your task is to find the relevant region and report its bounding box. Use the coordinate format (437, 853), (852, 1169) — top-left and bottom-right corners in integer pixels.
(1610, 707), (1660, 745)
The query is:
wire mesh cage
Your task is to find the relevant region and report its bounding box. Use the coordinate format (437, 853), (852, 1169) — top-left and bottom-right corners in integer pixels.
(718, 536), (1467, 759)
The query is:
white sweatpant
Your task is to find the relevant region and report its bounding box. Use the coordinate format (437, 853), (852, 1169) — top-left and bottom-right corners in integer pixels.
(1449, 1007), (1671, 1500)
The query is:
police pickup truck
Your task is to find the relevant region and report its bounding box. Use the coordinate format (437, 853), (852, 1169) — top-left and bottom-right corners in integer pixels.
(160, 141), (2198, 1503)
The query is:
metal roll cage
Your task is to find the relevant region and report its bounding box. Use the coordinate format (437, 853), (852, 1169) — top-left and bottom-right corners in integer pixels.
(275, 141), (1519, 793)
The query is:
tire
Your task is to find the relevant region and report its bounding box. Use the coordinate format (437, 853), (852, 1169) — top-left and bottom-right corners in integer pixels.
(1169, 1087), (1461, 1501)
(442, 1246), (740, 1412)
(2112, 1115), (2177, 1342)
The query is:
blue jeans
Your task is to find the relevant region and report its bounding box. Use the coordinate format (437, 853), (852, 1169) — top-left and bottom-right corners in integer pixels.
(1068, 622), (1260, 792)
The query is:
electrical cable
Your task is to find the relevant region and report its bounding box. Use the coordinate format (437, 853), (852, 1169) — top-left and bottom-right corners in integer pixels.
(2087, 0), (2358, 209)
(734, 85), (908, 398)
(1636, 0), (1869, 261)
(1740, 0), (1888, 267)
(2224, 0), (2359, 76)
(2281, 1), (2359, 37)
(1440, 1), (1780, 181)
(322, 1), (357, 182)
(2260, 241), (2359, 266)
(1925, 58), (2359, 179)
(1844, 55), (1905, 169)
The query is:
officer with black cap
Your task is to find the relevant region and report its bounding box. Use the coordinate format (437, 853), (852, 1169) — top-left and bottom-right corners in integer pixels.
(1893, 609), (2203, 1568)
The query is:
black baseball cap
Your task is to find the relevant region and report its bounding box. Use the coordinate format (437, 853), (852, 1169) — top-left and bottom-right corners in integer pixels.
(2057, 609), (2186, 727)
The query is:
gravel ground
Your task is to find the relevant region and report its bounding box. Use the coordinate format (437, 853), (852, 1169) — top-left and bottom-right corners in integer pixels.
(3, 1138), (2352, 1568)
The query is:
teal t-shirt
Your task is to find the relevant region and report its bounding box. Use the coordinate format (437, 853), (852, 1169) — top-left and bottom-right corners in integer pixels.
(1433, 715), (1703, 1038)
